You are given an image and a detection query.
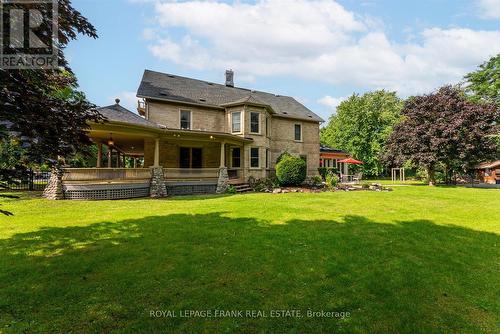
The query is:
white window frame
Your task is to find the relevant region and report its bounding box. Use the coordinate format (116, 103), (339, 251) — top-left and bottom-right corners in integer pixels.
(250, 147), (260, 169)
(231, 111), (242, 134)
(179, 109), (192, 130)
(294, 123), (302, 142)
(249, 111), (260, 134)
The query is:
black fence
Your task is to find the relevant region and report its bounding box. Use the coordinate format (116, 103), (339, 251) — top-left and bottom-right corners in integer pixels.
(0, 169), (50, 191)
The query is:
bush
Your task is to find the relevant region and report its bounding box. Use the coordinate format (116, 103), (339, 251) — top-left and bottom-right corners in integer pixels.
(250, 177), (278, 192)
(276, 155), (307, 186)
(276, 151), (292, 164)
(225, 185), (237, 194)
(304, 175), (323, 187)
(318, 167), (338, 180)
(325, 172), (339, 190)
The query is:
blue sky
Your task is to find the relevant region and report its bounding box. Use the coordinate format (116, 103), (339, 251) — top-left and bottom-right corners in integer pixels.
(67, 0), (500, 121)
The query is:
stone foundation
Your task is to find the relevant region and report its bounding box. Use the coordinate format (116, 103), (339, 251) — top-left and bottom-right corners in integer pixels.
(150, 167), (167, 197)
(216, 167), (229, 193)
(42, 167), (64, 200)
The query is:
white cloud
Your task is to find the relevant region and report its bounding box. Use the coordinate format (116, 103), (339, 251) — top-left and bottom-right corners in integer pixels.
(145, 0), (500, 96)
(476, 0), (500, 19)
(318, 95), (348, 111)
(108, 91), (139, 113)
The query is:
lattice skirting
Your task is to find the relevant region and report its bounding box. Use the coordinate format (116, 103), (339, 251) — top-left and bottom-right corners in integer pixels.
(63, 182), (150, 200)
(166, 181), (217, 196)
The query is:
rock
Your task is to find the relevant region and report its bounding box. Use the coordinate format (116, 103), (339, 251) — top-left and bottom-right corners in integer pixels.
(273, 188), (282, 194)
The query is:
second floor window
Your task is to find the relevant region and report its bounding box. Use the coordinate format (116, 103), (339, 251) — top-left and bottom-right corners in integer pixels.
(294, 124), (302, 141)
(180, 110), (191, 129)
(250, 112), (260, 133)
(250, 147), (259, 168)
(232, 112), (241, 133)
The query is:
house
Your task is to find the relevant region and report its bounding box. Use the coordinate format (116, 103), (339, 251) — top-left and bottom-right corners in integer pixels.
(476, 161), (500, 184)
(319, 145), (350, 175)
(47, 70), (323, 199)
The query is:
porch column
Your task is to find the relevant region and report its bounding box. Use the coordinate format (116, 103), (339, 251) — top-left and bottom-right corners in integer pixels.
(96, 143), (102, 168)
(216, 141), (229, 193)
(153, 138), (160, 167)
(116, 151), (120, 167)
(133, 158), (137, 168)
(107, 147), (112, 168)
(219, 141), (226, 167)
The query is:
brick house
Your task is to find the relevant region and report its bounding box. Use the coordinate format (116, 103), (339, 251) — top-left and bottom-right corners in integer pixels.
(53, 70), (323, 199)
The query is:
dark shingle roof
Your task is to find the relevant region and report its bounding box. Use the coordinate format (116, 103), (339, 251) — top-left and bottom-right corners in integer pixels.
(320, 145), (348, 154)
(97, 103), (159, 128)
(137, 70), (324, 122)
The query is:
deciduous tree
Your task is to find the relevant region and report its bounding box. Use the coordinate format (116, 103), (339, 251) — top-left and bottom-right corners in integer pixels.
(384, 86), (499, 185)
(321, 90), (402, 176)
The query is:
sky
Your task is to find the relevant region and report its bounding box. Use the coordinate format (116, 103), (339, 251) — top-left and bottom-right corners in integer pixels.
(67, 0), (500, 121)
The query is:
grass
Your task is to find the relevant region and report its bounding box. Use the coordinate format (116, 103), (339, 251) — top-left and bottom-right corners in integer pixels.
(0, 186), (499, 333)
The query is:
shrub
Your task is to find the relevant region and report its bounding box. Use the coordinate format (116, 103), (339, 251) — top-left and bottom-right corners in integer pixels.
(325, 172), (339, 190)
(276, 151), (292, 164)
(318, 167), (338, 180)
(361, 183), (370, 189)
(225, 185), (237, 194)
(304, 175), (323, 187)
(276, 155), (307, 186)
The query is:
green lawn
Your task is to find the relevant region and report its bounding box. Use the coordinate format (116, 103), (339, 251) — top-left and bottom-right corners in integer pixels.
(1, 186), (499, 333)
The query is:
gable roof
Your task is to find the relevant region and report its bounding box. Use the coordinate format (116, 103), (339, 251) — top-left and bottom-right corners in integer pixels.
(137, 69), (324, 122)
(97, 103), (159, 128)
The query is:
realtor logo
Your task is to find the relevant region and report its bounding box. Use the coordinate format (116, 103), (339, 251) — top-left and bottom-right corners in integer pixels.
(0, 0), (58, 69)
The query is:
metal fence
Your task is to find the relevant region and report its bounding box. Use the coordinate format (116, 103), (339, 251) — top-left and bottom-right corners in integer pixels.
(0, 169), (50, 191)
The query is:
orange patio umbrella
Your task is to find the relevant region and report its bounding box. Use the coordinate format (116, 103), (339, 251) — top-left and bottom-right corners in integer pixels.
(338, 158), (364, 165)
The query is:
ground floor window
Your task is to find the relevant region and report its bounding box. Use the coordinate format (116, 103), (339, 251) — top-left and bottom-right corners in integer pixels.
(232, 147), (241, 168)
(180, 147), (202, 168)
(250, 147), (259, 168)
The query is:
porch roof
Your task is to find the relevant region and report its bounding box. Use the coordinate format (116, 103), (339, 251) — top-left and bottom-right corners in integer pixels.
(97, 102), (160, 129)
(476, 160), (500, 169)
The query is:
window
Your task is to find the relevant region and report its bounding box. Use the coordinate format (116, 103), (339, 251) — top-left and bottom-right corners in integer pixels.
(250, 112), (260, 133)
(232, 112), (241, 133)
(250, 147), (259, 168)
(232, 147), (241, 168)
(179, 147), (202, 168)
(294, 124), (302, 141)
(180, 110), (191, 129)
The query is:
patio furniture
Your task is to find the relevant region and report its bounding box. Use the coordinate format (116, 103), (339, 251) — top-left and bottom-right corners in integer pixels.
(353, 173), (363, 184)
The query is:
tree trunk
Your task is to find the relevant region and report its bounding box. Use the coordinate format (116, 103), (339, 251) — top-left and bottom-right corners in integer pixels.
(427, 166), (436, 186)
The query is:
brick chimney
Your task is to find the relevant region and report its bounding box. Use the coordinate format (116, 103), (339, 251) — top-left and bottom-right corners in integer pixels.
(225, 69), (234, 87)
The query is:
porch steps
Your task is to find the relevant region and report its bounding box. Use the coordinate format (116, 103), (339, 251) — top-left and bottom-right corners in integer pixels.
(233, 183), (252, 193)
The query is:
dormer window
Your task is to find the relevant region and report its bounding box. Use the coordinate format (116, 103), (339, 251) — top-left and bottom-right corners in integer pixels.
(180, 110), (191, 129)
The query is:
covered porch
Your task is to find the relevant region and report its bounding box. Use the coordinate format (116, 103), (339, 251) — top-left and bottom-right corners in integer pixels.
(60, 122), (252, 199)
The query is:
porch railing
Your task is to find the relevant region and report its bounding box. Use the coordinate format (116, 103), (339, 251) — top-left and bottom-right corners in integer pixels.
(62, 168), (151, 181)
(164, 168), (219, 180)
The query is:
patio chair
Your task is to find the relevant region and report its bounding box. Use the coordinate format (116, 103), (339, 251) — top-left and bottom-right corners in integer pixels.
(353, 172), (363, 184)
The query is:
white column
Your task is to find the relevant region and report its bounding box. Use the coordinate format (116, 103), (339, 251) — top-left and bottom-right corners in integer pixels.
(96, 143), (102, 168)
(220, 142), (226, 168)
(344, 163), (348, 175)
(107, 148), (112, 168)
(153, 138), (160, 167)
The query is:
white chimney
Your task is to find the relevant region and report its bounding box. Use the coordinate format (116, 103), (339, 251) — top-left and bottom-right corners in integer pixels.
(225, 69), (234, 87)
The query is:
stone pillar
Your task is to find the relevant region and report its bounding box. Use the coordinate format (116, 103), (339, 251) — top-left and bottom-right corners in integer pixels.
(150, 166), (167, 198)
(216, 167), (229, 193)
(97, 143), (102, 168)
(43, 167), (64, 200)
